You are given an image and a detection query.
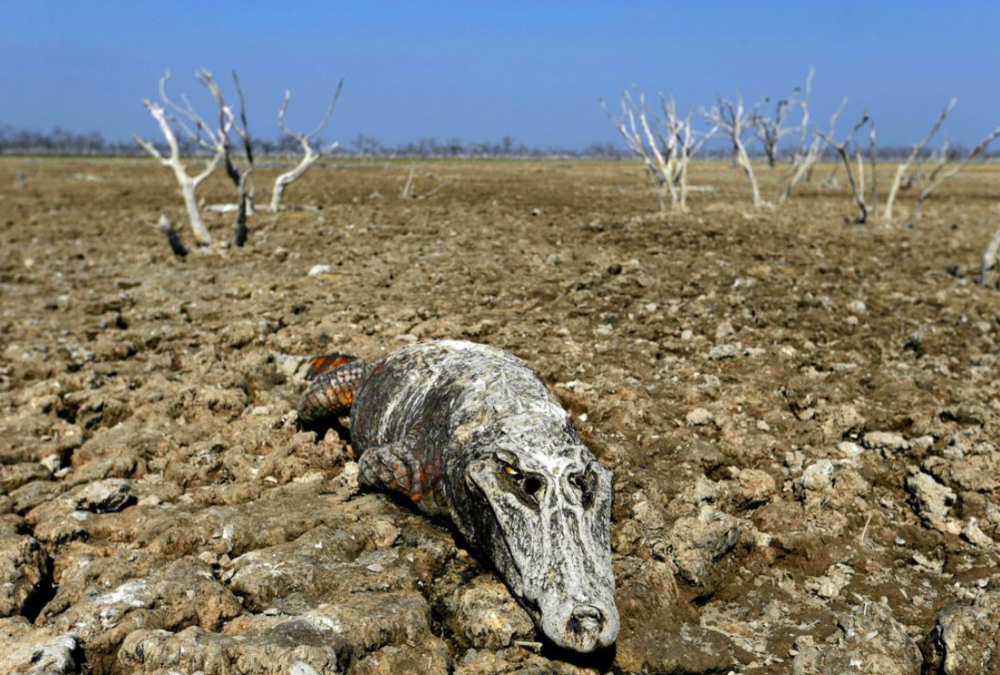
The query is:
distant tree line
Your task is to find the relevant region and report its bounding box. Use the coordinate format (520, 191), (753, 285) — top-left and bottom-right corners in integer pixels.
(2, 122), (997, 161)
(0, 123), (629, 159)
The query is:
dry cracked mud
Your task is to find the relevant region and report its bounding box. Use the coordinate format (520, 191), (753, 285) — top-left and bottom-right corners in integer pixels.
(2, 157), (1000, 674)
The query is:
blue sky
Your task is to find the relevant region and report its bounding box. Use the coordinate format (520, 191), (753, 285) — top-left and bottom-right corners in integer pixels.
(1, 2), (997, 148)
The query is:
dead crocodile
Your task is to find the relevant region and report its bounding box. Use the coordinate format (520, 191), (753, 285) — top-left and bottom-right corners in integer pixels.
(295, 339), (619, 653)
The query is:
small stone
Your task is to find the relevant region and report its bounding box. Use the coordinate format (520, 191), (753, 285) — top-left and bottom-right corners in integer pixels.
(736, 469), (776, 507)
(837, 441), (864, 458)
(912, 552), (944, 573)
(907, 472), (956, 530)
(137, 495), (162, 507)
(714, 320), (736, 341)
(800, 460), (834, 492)
(272, 247), (290, 261)
(847, 300), (867, 315)
(371, 521), (400, 549)
(962, 518), (994, 548)
(863, 432), (910, 452)
(74, 478), (132, 513)
(708, 343), (740, 360)
(530, 208), (542, 217)
(686, 408), (714, 426)
(307, 264), (333, 277)
(40, 454), (63, 474)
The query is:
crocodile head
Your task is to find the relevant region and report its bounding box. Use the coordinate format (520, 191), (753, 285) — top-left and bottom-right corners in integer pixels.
(457, 423), (619, 653)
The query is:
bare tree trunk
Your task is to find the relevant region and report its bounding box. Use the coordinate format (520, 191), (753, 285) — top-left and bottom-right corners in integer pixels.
(869, 121), (878, 220)
(981, 222), (1000, 287)
(269, 174), (295, 212)
(736, 142), (762, 207)
(180, 180), (212, 246)
(156, 214), (189, 257)
(818, 111), (871, 223)
(232, 195), (248, 247)
(400, 165), (416, 199)
(856, 146), (865, 207)
(704, 93), (765, 208)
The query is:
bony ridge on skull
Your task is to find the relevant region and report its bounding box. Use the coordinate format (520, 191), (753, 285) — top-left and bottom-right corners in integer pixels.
(298, 339), (620, 653)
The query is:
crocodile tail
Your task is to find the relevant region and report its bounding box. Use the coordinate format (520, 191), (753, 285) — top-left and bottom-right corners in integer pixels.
(298, 358), (371, 424)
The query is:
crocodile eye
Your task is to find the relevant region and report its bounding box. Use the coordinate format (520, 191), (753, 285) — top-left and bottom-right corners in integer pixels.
(501, 463), (544, 503)
(569, 465), (597, 508)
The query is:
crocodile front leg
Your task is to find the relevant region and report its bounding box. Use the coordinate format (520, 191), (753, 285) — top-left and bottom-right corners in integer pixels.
(358, 433), (449, 517)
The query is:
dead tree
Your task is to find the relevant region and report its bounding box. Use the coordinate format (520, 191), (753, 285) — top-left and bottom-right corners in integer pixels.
(790, 67), (815, 167)
(908, 124), (1000, 225)
(207, 71), (255, 246)
(780, 95), (847, 204)
(660, 97), (717, 210)
(884, 99), (956, 221)
(602, 90), (714, 212)
(704, 93), (764, 207)
(399, 166), (450, 200)
(753, 97), (794, 168)
(817, 110), (872, 223)
(400, 165), (417, 200)
(981, 221), (1000, 288)
(133, 70), (231, 247)
(270, 80), (343, 212)
(602, 90), (673, 211)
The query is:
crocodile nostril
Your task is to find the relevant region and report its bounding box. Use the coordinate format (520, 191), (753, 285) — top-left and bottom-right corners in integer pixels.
(568, 604), (604, 635)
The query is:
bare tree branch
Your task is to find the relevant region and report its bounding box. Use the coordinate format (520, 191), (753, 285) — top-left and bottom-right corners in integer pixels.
(780, 69), (836, 204)
(133, 70), (233, 248)
(981, 220), (1000, 287)
(703, 92), (765, 208)
(270, 80), (344, 212)
(602, 90), (714, 212)
(200, 68), (254, 246)
(909, 123), (1000, 224)
(753, 94), (796, 168)
(884, 98), (956, 221)
(817, 109), (871, 222)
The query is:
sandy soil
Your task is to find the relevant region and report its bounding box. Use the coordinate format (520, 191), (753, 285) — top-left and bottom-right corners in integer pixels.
(2, 156), (1000, 674)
